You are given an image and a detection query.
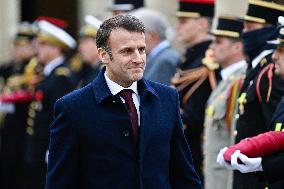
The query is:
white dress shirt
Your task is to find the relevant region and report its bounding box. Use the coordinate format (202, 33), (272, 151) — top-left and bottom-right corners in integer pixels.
(221, 60), (247, 80)
(104, 72), (141, 125)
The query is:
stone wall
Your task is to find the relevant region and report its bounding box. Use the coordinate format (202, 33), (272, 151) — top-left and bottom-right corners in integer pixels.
(0, 0), (19, 63)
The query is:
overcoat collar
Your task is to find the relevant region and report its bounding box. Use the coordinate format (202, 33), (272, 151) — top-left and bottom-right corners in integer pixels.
(92, 68), (159, 104)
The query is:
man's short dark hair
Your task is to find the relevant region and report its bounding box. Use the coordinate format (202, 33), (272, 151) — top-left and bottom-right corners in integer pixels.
(96, 15), (145, 53)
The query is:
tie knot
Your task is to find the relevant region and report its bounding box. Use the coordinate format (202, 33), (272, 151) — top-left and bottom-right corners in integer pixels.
(119, 89), (133, 101)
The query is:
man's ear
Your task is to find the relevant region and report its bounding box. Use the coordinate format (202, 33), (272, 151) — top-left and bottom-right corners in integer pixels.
(97, 48), (109, 64)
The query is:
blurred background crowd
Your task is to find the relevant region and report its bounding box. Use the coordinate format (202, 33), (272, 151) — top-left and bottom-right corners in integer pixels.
(1, 0), (284, 189)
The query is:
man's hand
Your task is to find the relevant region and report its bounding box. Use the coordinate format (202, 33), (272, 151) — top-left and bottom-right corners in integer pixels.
(231, 150), (263, 173)
(216, 147), (234, 169)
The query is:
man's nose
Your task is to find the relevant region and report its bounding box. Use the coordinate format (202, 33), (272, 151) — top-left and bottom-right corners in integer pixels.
(132, 50), (144, 63)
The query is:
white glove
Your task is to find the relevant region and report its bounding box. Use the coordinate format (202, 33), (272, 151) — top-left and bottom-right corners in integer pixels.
(231, 150), (263, 173)
(216, 147), (234, 170)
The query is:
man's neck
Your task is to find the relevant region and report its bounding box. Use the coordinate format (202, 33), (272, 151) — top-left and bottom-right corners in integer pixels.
(44, 54), (62, 65)
(187, 33), (212, 48)
(221, 56), (245, 69)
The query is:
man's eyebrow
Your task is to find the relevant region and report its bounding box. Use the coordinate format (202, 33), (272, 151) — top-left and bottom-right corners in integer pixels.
(118, 47), (132, 52)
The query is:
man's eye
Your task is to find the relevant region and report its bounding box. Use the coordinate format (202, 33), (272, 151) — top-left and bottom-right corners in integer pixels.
(122, 48), (131, 54)
(138, 48), (146, 54)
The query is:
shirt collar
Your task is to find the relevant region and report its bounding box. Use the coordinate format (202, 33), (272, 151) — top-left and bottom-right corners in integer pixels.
(104, 71), (138, 96)
(148, 40), (170, 60)
(221, 60), (247, 80)
(43, 56), (64, 76)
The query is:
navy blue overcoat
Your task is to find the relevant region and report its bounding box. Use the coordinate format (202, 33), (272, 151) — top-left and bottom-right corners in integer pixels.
(46, 69), (202, 189)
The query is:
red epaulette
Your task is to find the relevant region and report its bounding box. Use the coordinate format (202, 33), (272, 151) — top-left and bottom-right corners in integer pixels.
(256, 63), (274, 103)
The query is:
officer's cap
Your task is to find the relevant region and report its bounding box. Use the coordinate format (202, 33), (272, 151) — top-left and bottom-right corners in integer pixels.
(80, 15), (102, 38)
(37, 20), (76, 50)
(211, 16), (244, 38)
(176, 0), (215, 18)
(36, 16), (68, 29)
(245, 0), (284, 25)
(14, 22), (37, 44)
(267, 16), (284, 46)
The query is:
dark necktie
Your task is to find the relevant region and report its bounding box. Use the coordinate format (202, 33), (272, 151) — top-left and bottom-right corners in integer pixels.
(119, 89), (139, 143)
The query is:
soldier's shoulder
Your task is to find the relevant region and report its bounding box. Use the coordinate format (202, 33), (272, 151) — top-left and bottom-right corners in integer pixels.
(69, 54), (83, 72)
(54, 66), (71, 77)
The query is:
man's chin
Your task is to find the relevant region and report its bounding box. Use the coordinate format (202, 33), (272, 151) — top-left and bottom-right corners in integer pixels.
(131, 73), (143, 81)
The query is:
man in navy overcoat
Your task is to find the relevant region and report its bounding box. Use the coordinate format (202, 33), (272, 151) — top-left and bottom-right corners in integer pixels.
(46, 15), (202, 189)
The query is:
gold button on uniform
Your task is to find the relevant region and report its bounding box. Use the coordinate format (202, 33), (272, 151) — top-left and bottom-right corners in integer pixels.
(27, 118), (34, 126)
(28, 109), (36, 118)
(30, 102), (37, 109)
(26, 127), (34, 135)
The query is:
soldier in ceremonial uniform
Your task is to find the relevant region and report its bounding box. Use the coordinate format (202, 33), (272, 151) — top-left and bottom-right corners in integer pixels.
(172, 0), (217, 182)
(229, 1), (284, 189)
(217, 21), (284, 188)
(70, 15), (102, 88)
(0, 22), (37, 189)
(0, 22), (37, 82)
(203, 16), (247, 189)
(23, 19), (76, 189)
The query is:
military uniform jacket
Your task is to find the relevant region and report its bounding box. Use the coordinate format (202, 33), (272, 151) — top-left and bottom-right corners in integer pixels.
(233, 51), (284, 189)
(72, 61), (101, 88)
(204, 61), (247, 189)
(24, 62), (75, 164)
(0, 60), (29, 82)
(178, 40), (213, 182)
(77, 62), (101, 87)
(261, 98), (284, 187)
(0, 59), (31, 149)
(179, 40), (212, 71)
(179, 40), (214, 137)
(0, 59), (31, 189)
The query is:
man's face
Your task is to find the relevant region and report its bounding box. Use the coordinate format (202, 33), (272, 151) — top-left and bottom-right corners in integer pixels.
(210, 36), (236, 68)
(99, 28), (146, 87)
(176, 17), (201, 44)
(273, 46), (284, 77)
(13, 42), (35, 62)
(37, 41), (59, 64)
(78, 37), (99, 64)
(243, 21), (264, 33)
